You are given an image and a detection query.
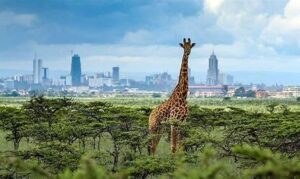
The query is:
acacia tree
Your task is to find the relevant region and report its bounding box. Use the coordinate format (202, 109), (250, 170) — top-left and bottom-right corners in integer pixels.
(79, 101), (112, 150)
(99, 106), (148, 171)
(23, 96), (73, 128)
(234, 87), (246, 97)
(22, 96), (74, 142)
(21, 142), (82, 173)
(0, 107), (28, 150)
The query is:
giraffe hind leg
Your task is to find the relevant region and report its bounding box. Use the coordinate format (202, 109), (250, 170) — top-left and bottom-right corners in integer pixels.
(149, 128), (162, 155)
(148, 108), (162, 155)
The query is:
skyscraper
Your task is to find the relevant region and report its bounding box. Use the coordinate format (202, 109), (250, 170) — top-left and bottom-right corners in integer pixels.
(188, 68), (195, 85)
(71, 54), (82, 86)
(112, 66), (119, 84)
(42, 67), (49, 80)
(218, 73), (234, 85)
(33, 59), (43, 84)
(206, 51), (219, 85)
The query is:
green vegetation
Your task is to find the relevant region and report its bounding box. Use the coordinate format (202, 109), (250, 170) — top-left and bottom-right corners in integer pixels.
(2, 96), (300, 111)
(234, 87), (256, 98)
(0, 96), (300, 178)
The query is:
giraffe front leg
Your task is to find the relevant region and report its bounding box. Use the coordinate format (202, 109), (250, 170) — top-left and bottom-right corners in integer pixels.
(171, 125), (180, 153)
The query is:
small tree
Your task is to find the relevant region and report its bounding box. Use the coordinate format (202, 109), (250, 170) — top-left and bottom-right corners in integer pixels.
(234, 87), (246, 97)
(0, 107), (28, 150)
(152, 93), (161, 98)
(223, 97), (231, 101)
(23, 96), (73, 128)
(245, 90), (256, 98)
(266, 103), (278, 114)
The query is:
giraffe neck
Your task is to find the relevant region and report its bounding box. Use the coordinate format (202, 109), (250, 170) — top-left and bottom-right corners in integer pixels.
(170, 49), (190, 100)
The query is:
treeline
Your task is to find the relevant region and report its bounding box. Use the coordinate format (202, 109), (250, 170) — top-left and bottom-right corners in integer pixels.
(0, 96), (300, 178)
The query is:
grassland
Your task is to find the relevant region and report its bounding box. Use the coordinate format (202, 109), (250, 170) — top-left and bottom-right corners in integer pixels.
(1, 96), (300, 112)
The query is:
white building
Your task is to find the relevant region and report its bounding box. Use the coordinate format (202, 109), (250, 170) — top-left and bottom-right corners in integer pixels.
(189, 85), (227, 97)
(52, 79), (66, 86)
(88, 76), (112, 88)
(54, 75), (72, 86)
(33, 59), (43, 84)
(4, 79), (15, 89)
(218, 73), (234, 85)
(67, 86), (90, 93)
(21, 75), (34, 84)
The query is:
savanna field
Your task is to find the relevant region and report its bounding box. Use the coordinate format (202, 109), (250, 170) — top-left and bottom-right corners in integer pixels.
(0, 96), (300, 178)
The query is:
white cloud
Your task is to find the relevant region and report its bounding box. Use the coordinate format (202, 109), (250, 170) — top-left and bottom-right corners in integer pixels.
(260, 0), (300, 49)
(212, 0), (269, 39)
(284, 0), (300, 17)
(202, 0), (300, 56)
(204, 0), (224, 14)
(121, 29), (155, 45)
(0, 11), (37, 27)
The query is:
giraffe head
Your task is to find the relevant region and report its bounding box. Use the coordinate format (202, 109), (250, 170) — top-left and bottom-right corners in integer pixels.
(179, 38), (195, 53)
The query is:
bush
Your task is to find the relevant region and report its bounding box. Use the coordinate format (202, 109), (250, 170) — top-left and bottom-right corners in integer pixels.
(223, 97), (231, 101)
(152, 93), (162, 98)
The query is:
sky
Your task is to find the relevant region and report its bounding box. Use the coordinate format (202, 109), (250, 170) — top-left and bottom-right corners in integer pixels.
(0, 0), (300, 84)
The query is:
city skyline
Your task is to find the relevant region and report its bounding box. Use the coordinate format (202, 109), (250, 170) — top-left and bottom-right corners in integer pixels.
(1, 51), (300, 99)
(2, 54), (300, 85)
(2, 49), (300, 85)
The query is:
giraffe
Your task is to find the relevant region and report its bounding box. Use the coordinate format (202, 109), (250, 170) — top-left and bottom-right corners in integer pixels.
(149, 38), (195, 154)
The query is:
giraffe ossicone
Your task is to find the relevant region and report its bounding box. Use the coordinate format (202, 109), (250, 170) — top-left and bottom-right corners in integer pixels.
(148, 38), (196, 155)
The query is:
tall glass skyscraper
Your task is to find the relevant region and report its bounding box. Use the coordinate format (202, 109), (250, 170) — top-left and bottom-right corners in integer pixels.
(112, 66), (119, 83)
(71, 54), (82, 86)
(33, 59), (43, 84)
(42, 67), (49, 80)
(206, 51), (219, 85)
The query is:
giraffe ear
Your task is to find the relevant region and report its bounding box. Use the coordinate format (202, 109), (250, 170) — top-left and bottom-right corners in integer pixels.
(191, 43), (196, 48)
(179, 43), (184, 48)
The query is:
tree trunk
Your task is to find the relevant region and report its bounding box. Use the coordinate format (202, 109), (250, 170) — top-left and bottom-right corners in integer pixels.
(82, 138), (86, 151)
(93, 137), (96, 150)
(112, 143), (119, 172)
(97, 136), (101, 151)
(14, 138), (20, 151)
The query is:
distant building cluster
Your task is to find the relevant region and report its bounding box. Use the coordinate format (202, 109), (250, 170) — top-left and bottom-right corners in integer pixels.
(0, 51), (299, 98)
(206, 51), (219, 85)
(145, 72), (174, 91)
(1, 54), (124, 95)
(206, 51), (234, 86)
(3, 56), (51, 93)
(56, 55), (121, 89)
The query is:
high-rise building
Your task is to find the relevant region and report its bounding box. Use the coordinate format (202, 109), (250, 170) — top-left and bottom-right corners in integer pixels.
(33, 59), (37, 83)
(188, 68), (196, 85)
(218, 73), (234, 85)
(112, 66), (119, 83)
(42, 67), (49, 80)
(33, 59), (43, 84)
(206, 51), (219, 85)
(71, 54), (82, 86)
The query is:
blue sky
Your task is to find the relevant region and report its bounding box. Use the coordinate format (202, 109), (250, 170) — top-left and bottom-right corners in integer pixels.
(0, 0), (300, 84)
